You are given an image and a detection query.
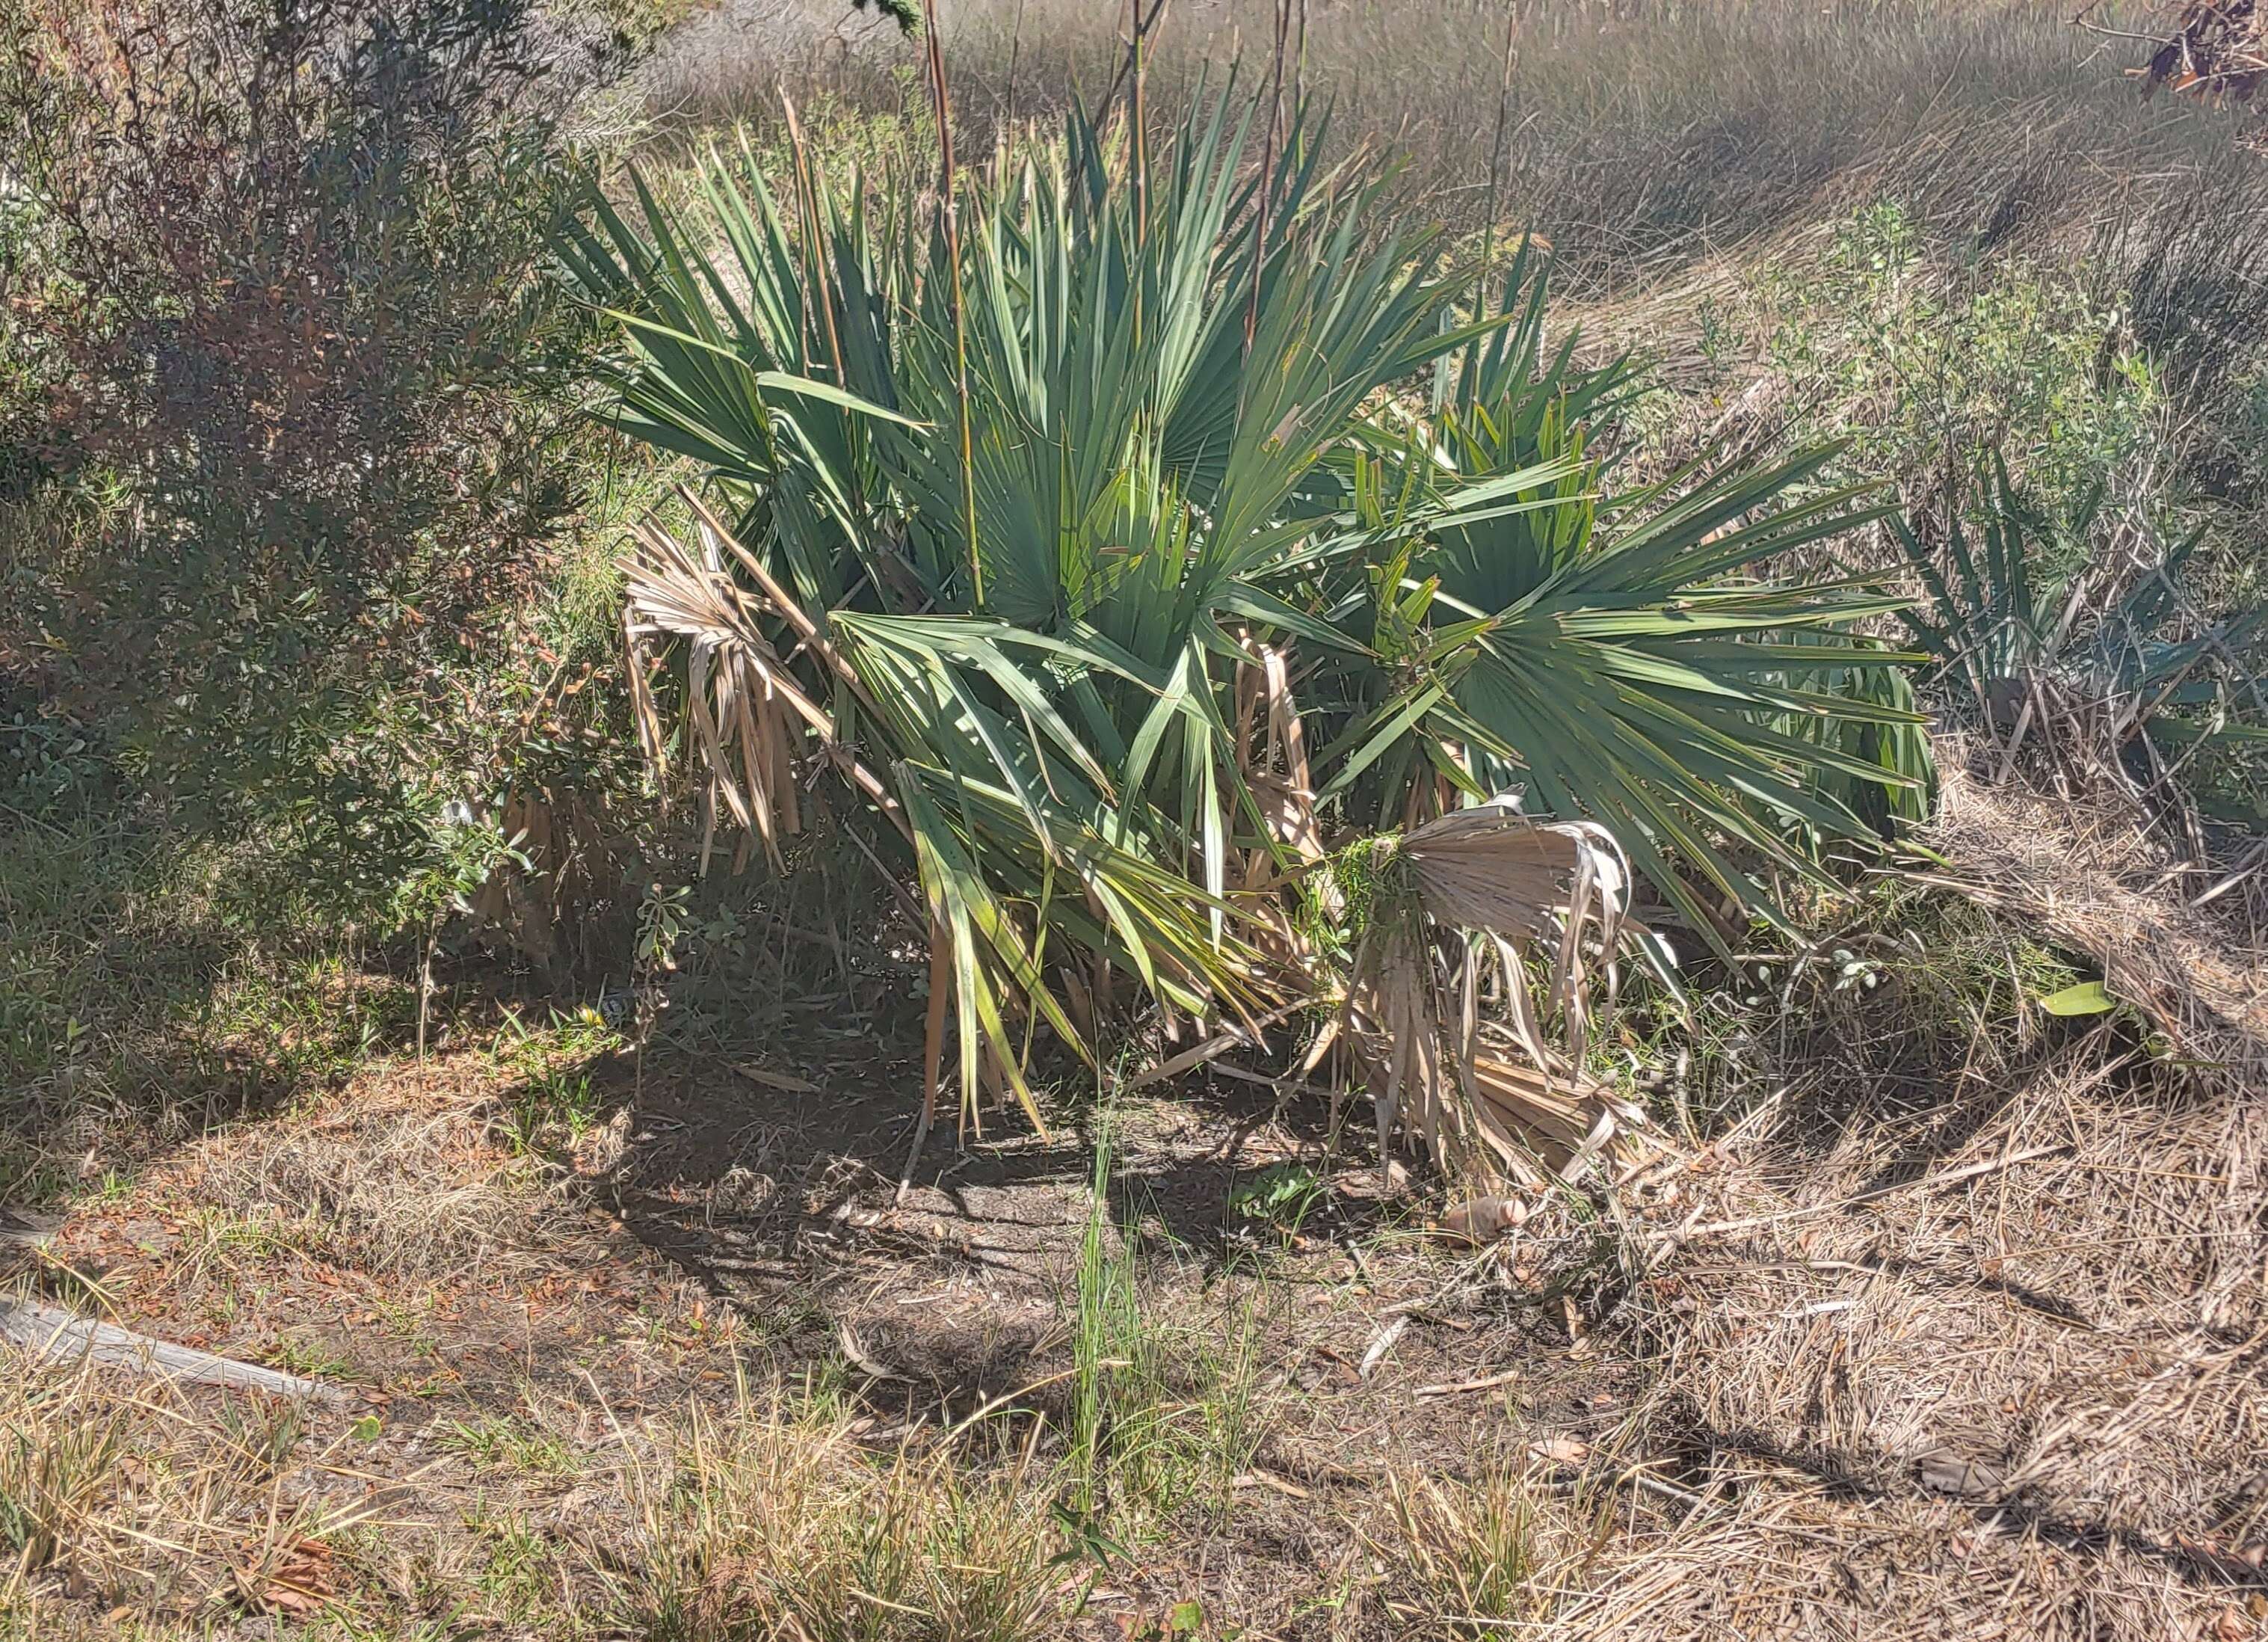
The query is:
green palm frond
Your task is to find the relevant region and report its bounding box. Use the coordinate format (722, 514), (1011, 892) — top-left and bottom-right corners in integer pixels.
(573, 89), (1933, 1164)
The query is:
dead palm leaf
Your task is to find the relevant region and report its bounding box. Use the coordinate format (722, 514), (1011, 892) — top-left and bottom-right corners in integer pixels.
(1343, 799), (1662, 1184)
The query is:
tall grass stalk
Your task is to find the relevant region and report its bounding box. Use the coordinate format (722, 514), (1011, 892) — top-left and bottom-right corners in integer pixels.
(1070, 1106), (1135, 1516)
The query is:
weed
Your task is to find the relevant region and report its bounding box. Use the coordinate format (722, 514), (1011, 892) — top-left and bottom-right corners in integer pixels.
(494, 1009), (621, 1157)
(1228, 1162), (1327, 1237)
(263, 1338), (351, 1383)
(440, 1417), (584, 1478)
(614, 1379), (1063, 1641)
(466, 1504), (564, 1622)
(1068, 1114), (1273, 1537)
(1382, 1454), (1616, 1637)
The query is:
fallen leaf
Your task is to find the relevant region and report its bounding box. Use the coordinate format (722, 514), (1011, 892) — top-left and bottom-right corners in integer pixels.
(1531, 1436), (1591, 1467)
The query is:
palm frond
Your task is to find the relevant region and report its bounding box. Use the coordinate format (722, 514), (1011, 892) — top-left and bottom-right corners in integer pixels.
(568, 90), (1931, 1184)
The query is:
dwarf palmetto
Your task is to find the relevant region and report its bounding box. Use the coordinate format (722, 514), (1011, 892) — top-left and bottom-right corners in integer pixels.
(559, 92), (1929, 1178)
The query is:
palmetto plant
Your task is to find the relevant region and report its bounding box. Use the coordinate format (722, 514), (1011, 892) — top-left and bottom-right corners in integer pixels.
(558, 93), (1929, 1174)
(1899, 457), (2266, 822)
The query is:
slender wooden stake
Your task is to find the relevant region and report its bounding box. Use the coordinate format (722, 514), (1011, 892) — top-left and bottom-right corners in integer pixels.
(902, 920), (950, 1203)
(919, 0), (983, 607)
(1131, 0), (1148, 239)
(1245, 0), (1292, 351)
(1293, 0), (1309, 161)
(1475, 4), (1520, 328)
(1005, 0), (1027, 129)
(780, 90), (847, 389)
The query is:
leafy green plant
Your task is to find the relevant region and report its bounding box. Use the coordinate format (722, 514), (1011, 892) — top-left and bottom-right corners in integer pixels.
(564, 91), (1925, 1162)
(1229, 1162), (1325, 1233)
(1067, 1110), (1269, 1537)
(1899, 456), (2267, 821)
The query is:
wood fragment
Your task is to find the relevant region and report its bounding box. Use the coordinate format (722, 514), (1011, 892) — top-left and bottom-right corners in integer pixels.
(0, 1297), (353, 1406)
(0, 1210), (61, 1249)
(836, 1320), (912, 1383)
(1358, 1313), (1408, 1379)
(1231, 1467), (1313, 1500)
(1116, 1000), (1308, 1094)
(1413, 1366), (1521, 1398)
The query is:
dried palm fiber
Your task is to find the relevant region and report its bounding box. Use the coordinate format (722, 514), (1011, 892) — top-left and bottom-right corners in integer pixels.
(1230, 635), (1330, 975)
(1341, 800), (1665, 1187)
(466, 788), (623, 968)
(622, 502), (987, 1122)
(619, 511), (805, 873)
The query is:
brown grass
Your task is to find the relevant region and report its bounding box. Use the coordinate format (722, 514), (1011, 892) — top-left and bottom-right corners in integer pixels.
(3, 837), (2263, 1640)
(1925, 751), (2268, 1087)
(638, 0), (2268, 292)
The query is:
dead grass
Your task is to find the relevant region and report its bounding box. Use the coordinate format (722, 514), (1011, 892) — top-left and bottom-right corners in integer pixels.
(1926, 752), (2268, 1086)
(641, 0), (2268, 292)
(1, 840), (2263, 1640)
(178, 1057), (577, 1279)
(611, 1379), (1069, 1642)
(0, 1350), (392, 1635)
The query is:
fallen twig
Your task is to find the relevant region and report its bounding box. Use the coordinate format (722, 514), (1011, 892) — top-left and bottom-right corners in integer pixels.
(1232, 1467), (1313, 1500)
(1413, 1366), (1521, 1398)
(1117, 1001), (1309, 1094)
(0, 1296), (354, 1406)
(1674, 1141), (2071, 1239)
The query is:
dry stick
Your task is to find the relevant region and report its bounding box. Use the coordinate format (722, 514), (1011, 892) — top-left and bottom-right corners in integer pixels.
(0, 1297), (354, 1407)
(1206, 1060), (1342, 1104)
(1676, 1141), (2072, 1240)
(1293, 0), (1308, 142)
(919, 0), (983, 608)
(1244, 0), (1292, 351)
(779, 90), (848, 389)
(1115, 999), (1308, 1093)
(0, 1210), (58, 1249)
(899, 920), (953, 1205)
(1003, 0), (1026, 128)
(1413, 1366), (1521, 1399)
(1472, 3), (1519, 337)
(1130, 0), (1147, 241)
(836, 810), (932, 936)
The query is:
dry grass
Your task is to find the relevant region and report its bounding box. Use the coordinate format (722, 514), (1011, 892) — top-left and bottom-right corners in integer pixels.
(0, 1351), (395, 1636)
(1926, 752), (2268, 1087)
(176, 1056), (579, 1279)
(611, 1380), (1069, 1642)
(3, 789), (2264, 1641)
(641, 0), (2268, 289)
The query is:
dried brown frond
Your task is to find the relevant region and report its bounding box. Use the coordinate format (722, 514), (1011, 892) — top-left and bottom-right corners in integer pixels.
(1344, 802), (1668, 1188)
(619, 513), (807, 873)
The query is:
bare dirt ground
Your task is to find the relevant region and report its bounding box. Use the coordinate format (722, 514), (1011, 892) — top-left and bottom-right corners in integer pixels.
(5, 794), (2267, 1640)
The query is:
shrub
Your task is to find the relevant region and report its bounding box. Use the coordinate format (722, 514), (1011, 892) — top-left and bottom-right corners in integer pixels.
(569, 92), (1931, 1169)
(0, 0), (632, 917)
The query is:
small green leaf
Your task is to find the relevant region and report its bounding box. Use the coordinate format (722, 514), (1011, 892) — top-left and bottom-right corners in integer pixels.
(351, 1415), (383, 1441)
(2038, 980), (2114, 1016)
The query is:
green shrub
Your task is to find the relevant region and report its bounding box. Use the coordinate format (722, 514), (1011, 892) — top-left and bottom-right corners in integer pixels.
(1755, 201), (2163, 551)
(0, 0), (637, 921)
